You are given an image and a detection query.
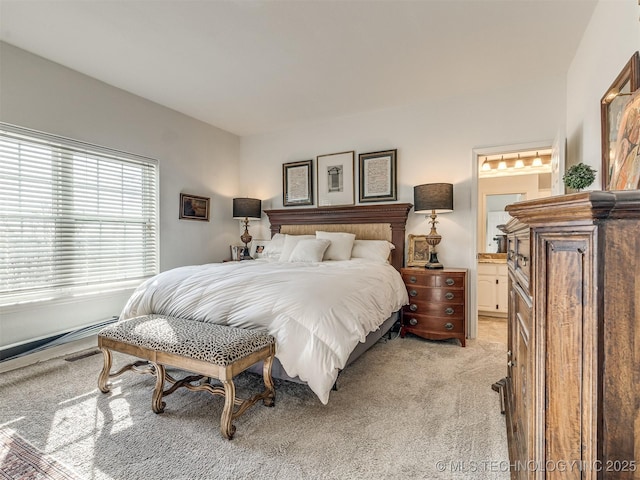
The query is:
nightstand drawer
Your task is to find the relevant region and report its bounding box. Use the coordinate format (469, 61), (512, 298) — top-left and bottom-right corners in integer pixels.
(402, 313), (464, 334)
(402, 271), (429, 286)
(403, 302), (464, 318)
(402, 271), (465, 288)
(406, 286), (465, 304)
(432, 273), (465, 288)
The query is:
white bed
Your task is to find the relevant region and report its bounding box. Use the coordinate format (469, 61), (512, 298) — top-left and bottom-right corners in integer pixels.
(121, 203), (412, 404)
(120, 258), (407, 404)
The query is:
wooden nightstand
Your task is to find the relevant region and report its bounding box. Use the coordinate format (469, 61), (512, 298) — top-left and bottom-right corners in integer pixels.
(400, 267), (467, 347)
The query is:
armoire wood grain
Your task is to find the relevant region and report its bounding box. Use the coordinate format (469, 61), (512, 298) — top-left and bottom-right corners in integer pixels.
(497, 191), (640, 480)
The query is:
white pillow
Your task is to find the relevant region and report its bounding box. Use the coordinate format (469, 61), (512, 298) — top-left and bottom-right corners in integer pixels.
(351, 240), (395, 263)
(288, 239), (331, 263)
(278, 234), (316, 262)
(315, 231), (356, 261)
(262, 233), (286, 259)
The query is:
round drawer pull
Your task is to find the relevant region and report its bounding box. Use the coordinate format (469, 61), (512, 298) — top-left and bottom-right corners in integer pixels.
(408, 318), (418, 326)
(445, 292), (454, 300)
(409, 304), (418, 312)
(508, 360), (516, 367)
(409, 289), (417, 297)
(445, 278), (455, 286)
(409, 276), (417, 283)
(445, 307), (454, 315)
(444, 322), (454, 330)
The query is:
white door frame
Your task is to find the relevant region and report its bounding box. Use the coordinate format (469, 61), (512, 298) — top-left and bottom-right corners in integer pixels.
(469, 139), (552, 340)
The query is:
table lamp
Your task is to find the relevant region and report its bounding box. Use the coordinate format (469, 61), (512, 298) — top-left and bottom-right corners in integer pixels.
(413, 183), (453, 269)
(232, 197), (262, 260)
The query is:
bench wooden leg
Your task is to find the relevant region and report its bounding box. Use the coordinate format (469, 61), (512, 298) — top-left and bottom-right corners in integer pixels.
(98, 348), (113, 393)
(220, 379), (237, 440)
(97, 342), (155, 395)
(263, 354), (276, 407)
(151, 362), (166, 414)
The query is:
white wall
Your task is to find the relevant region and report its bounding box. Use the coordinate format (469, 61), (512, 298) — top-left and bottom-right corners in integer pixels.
(566, 0), (640, 188)
(0, 42), (241, 348)
(242, 77), (565, 261)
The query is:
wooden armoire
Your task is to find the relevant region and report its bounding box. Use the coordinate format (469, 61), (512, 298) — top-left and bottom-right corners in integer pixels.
(497, 191), (640, 479)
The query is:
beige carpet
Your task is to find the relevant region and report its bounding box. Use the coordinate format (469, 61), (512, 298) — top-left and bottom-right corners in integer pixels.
(0, 335), (509, 479)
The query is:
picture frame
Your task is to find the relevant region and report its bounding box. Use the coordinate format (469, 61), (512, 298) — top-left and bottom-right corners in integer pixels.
(608, 89), (640, 190)
(250, 239), (270, 259)
(179, 193), (210, 221)
(283, 160), (313, 206)
(358, 149), (397, 202)
(601, 51), (640, 189)
(407, 234), (430, 267)
(316, 151), (355, 207)
(230, 245), (244, 261)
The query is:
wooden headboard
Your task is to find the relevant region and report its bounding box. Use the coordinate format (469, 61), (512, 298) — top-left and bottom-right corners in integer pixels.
(264, 203), (412, 271)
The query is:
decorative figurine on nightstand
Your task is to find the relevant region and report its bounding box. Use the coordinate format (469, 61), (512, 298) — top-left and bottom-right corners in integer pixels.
(413, 183), (453, 269)
(232, 197), (262, 260)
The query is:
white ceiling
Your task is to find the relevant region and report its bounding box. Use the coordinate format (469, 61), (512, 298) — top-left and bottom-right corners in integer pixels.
(0, 0), (597, 137)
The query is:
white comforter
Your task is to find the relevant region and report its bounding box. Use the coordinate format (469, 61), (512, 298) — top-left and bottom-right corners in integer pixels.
(120, 258), (408, 404)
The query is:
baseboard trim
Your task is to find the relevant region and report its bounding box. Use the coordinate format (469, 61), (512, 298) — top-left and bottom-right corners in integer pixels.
(0, 336), (99, 374)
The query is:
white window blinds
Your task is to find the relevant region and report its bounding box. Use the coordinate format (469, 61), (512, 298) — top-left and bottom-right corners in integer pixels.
(0, 123), (159, 305)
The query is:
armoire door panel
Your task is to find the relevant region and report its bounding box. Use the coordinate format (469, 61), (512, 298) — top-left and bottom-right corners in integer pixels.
(540, 234), (592, 476)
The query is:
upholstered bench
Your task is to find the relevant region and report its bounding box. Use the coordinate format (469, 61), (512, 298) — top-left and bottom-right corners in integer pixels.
(97, 314), (276, 440)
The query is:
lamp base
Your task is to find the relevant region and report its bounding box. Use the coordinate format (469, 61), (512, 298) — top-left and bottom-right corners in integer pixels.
(240, 218), (253, 260)
(424, 251), (443, 269)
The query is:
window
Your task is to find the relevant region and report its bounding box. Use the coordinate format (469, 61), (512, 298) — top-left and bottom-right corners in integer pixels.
(0, 123), (159, 305)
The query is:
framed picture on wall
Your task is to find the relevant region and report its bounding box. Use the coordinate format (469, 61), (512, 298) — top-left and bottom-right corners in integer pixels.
(179, 193), (210, 221)
(358, 149), (397, 202)
(316, 151), (355, 207)
(601, 51), (640, 189)
(283, 160), (313, 206)
(608, 88), (640, 190)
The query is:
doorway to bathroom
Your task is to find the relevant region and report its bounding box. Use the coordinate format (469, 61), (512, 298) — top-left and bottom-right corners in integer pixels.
(474, 144), (555, 343)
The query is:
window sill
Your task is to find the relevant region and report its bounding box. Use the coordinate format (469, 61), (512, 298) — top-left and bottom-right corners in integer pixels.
(0, 279), (145, 312)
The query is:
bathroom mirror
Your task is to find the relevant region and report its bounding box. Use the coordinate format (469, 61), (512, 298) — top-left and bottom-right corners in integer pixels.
(483, 193), (523, 253)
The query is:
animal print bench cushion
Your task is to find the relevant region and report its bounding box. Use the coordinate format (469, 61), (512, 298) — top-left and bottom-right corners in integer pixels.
(99, 314), (275, 366)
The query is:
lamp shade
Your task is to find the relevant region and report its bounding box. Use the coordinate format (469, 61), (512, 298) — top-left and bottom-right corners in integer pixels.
(413, 183), (453, 213)
(232, 198), (262, 219)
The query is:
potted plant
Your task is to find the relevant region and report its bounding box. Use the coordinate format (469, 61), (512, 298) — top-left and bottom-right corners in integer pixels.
(563, 163), (597, 191)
